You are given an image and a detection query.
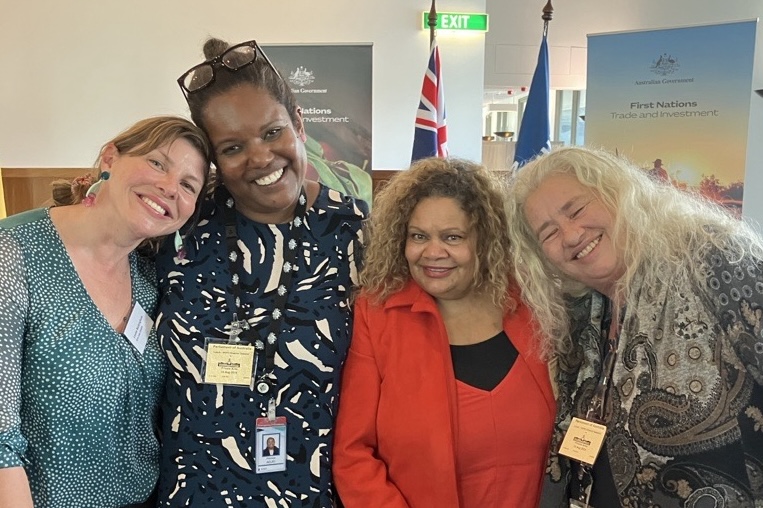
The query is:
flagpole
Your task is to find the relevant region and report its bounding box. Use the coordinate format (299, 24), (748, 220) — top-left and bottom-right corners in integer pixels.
(428, 0), (437, 45)
(512, 0), (554, 170)
(542, 0), (554, 35)
(412, 0), (448, 163)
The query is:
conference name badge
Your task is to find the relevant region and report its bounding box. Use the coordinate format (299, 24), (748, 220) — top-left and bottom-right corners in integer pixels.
(123, 302), (152, 354)
(558, 417), (607, 466)
(202, 339), (255, 386)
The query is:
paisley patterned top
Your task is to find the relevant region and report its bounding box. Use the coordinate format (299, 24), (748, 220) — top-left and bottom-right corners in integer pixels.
(155, 185), (366, 507)
(541, 247), (763, 508)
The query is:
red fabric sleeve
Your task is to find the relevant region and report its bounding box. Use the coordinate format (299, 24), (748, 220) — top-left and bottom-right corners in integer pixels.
(332, 298), (411, 508)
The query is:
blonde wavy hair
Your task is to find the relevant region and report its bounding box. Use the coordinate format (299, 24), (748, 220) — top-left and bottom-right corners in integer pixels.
(52, 116), (211, 206)
(361, 157), (516, 311)
(51, 116), (212, 254)
(507, 146), (763, 358)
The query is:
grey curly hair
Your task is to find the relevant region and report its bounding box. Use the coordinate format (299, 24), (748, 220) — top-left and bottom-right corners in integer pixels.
(507, 146), (763, 358)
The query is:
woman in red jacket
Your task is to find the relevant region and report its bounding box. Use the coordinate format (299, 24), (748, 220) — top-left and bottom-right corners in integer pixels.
(333, 157), (555, 508)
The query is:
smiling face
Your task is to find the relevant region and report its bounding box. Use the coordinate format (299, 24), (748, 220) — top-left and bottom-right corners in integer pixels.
(404, 197), (478, 304)
(523, 173), (625, 298)
(202, 85), (307, 223)
(102, 138), (206, 240)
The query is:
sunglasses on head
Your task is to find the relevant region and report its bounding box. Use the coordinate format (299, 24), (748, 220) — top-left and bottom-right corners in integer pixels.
(177, 40), (283, 98)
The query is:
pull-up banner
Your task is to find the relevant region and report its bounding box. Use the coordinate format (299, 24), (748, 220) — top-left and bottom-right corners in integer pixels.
(586, 20), (757, 213)
(265, 44), (373, 206)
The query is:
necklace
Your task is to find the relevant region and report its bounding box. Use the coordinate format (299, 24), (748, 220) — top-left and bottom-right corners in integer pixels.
(122, 298), (135, 324)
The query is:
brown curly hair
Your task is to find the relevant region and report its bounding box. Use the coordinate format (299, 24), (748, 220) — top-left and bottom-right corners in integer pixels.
(361, 157), (516, 311)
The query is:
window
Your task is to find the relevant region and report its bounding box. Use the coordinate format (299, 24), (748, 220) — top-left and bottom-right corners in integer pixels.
(482, 88), (586, 146)
(553, 90), (586, 146)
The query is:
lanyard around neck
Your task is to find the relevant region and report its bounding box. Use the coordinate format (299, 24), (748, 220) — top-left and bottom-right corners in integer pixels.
(575, 298), (626, 505)
(585, 299), (626, 424)
(216, 185), (308, 383)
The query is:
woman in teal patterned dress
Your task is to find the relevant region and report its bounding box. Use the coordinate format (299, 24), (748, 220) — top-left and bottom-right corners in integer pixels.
(0, 116), (210, 508)
(154, 37), (367, 507)
(507, 146), (763, 507)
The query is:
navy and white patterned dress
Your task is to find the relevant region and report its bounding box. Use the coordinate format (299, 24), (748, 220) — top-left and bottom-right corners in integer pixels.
(155, 185), (366, 507)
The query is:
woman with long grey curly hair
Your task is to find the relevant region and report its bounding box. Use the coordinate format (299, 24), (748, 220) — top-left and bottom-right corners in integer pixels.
(507, 145), (763, 508)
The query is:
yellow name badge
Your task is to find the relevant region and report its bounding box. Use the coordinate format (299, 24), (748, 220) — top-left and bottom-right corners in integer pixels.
(203, 342), (255, 385)
(558, 417), (607, 466)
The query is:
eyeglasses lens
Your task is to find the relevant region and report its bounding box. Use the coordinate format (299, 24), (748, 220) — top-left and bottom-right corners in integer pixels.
(183, 65), (214, 93)
(223, 45), (257, 70)
(179, 42), (265, 95)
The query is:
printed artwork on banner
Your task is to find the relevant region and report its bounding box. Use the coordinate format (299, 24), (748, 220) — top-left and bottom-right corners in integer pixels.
(265, 44), (373, 206)
(585, 21), (757, 215)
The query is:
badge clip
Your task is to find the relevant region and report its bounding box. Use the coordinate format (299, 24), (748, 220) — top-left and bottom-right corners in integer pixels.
(228, 316), (250, 343)
(267, 397), (277, 422)
(256, 371), (276, 395)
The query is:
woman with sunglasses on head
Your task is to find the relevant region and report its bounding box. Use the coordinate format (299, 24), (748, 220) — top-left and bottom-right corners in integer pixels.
(0, 116), (211, 508)
(155, 37), (367, 507)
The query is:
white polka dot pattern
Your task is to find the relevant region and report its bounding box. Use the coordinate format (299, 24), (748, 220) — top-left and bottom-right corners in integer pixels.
(0, 228), (29, 468)
(0, 209), (166, 508)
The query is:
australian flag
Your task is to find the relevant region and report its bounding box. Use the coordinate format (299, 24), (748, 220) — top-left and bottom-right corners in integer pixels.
(513, 33), (551, 169)
(412, 38), (448, 163)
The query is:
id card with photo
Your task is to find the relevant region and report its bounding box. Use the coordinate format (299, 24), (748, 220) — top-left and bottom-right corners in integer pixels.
(255, 416), (287, 474)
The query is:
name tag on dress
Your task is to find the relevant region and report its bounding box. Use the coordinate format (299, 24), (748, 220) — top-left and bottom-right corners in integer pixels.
(558, 417), (607, 466)
(203, 339), (255, 386)
(123, 302), (152, 354)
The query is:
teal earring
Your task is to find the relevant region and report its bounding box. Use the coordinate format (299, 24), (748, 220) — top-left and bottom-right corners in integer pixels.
(83, 171), (110, 206)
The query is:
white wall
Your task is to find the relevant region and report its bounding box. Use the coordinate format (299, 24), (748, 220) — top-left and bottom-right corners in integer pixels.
(485, 0), (763, 223)
(485, 0), (762, 90)
(0, 0), (486, 171)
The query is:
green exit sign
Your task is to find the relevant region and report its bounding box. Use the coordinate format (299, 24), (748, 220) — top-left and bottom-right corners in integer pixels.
(422, 12), (489, 32)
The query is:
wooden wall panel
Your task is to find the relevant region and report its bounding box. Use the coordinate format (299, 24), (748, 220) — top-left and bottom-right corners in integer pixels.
(1, 168), (92, 217)
(1, 168), (401, 218)
(371, 170), (400, 197)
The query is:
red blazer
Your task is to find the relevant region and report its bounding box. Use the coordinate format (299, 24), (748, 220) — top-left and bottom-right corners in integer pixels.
(333, 281), (555, 508)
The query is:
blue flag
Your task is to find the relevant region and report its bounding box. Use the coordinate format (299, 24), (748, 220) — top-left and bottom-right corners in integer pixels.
(412, 38), (448, 163)
(513, 34), (551, 169)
